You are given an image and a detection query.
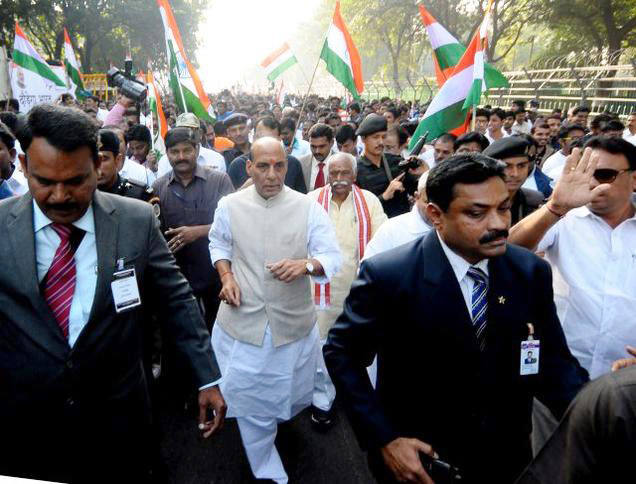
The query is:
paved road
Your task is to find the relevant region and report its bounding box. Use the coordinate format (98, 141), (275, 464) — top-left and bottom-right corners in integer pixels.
(158, 400), (375, 483)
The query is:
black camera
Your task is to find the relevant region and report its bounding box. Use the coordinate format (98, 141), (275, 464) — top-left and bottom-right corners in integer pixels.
(420, 453), (463, 483)
(107, 67), (147, 103)
(397, 131), (429, 172)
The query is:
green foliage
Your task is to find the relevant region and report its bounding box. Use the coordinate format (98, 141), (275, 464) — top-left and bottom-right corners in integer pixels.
(0, 0), (206, 72)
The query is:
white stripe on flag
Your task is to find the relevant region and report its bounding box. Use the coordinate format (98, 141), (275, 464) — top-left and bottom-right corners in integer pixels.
(422, 66), (473, 118)
(426, 22), (460, 50)
(325, 24), (352, 70)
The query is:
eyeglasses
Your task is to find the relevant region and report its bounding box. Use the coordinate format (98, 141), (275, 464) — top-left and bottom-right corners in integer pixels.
(592, 168), (632, 183)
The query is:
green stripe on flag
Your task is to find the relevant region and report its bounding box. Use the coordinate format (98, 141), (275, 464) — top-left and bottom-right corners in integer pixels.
(484, 64), (509, 89)
(463, 79), (483, 110)
(320, 41), (360, 99)
(409, 99), (468, 149)
(168, 40), (214, 123)
(267, 56), (297, 82)
(13, 50), (66, 87)
(434, 43), (465, 71)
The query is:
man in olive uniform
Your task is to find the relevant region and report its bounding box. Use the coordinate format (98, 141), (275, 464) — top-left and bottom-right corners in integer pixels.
(483, 137), (545, 225)
(96, 129), (155, 202)
(355, 114), (417, 218)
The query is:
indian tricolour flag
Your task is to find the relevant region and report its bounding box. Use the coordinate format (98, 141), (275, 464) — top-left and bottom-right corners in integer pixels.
(419, 6), (464, 87)
(320, 1), (363, 99)
(147, 71), (168, 154)
(409, 0), (501, 147)
(157, 0), (214, 123)
(419, 5), (508, 90)
(64, 28), (86, 99)
(11, 22), (69, 112)
(261, 43), (298, 82)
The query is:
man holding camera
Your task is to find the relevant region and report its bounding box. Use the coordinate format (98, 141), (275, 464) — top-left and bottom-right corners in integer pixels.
(324, 153), (587, 484)
(354, 114), (418, 218)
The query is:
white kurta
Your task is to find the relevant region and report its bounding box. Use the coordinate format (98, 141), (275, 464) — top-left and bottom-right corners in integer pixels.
(208, 194), (341, 419)
(307, 188), (387, 338)
(363, 204), (433, 260)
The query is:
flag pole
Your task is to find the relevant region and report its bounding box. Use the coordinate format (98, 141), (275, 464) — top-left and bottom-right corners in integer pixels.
(296, 51), (322, 137)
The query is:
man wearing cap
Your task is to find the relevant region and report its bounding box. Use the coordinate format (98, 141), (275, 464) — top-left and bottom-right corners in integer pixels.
(483, 137), (545, 224)
(222, 113), (251, 170)
(96, 129), (155, 203)
(355, 114), (417, 218)
(153, 127), (234, 329)
(157, 113), (226, 177)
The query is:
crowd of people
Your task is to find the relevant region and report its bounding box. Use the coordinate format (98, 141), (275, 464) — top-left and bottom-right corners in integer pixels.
(0, 88), (635, 484)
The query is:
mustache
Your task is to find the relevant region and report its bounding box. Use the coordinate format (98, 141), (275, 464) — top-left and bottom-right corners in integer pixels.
(479, 229), (509, 244)
(46, 202), (80, 212)
(331, 181), (351, 188)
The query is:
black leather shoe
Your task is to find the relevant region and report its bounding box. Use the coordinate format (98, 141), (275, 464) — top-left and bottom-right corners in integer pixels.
(310, 405), (335, 432)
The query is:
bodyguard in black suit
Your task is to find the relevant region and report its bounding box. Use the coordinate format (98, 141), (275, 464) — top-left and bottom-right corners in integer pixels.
(324, 154), (588, 483)
(0, 105), (226, 483)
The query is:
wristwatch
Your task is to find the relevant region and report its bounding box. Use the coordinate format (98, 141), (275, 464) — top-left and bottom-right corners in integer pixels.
(305, 260), (315, 275)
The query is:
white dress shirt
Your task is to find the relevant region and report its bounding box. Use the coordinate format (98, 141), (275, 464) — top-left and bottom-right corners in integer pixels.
(209, 188), (341, 284)
(7, 163), (28, 195)
(363, 205), (432, 261)
(542, 150), (568, 182)
(309, 157), (328, 192)
(538, 206), (636, 378)
(119, 157), (154, 185)
(485, 129), (510, 144)
(34, 202), (97, 348)
(437, 232), (490, 318)
(157, 146), (226, 178)
(623, 128), (636, 146)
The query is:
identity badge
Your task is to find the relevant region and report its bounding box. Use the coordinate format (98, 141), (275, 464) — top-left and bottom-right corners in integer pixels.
(111, 268), (142, 313)
(520, 339), (540, 376)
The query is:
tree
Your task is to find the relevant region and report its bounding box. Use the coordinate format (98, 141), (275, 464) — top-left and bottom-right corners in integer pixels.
(0, 0), (206, 72)
(542, 0), (636, 61)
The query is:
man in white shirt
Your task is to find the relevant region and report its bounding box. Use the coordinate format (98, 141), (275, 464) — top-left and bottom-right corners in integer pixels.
(208, 137), (341, 483)
(486, 108), (510, 143)
(157, 113), (226, 177)
(364, 172), (432, 260)
(280, 117), (311, 159)
(511, 110), (533, 135)
(103, 125), (155, 185)
(421, 134), (456, 170)
(510, 137), (636, 378)
(542, 124), (586, 182)
(623, 112), (636, 146)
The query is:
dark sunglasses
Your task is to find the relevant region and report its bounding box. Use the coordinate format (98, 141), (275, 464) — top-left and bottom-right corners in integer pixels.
(593, 168), (632, 183)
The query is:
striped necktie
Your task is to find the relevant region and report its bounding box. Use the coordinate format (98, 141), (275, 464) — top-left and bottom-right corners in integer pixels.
(43, 223), (83, 340)
(467, 267), (488, 351)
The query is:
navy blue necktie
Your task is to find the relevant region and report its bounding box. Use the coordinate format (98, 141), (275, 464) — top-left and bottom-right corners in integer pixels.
(467, 267), (488, 351)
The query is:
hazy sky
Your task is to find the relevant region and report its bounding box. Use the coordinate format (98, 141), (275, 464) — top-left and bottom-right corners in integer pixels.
(197, 0), (322, 92)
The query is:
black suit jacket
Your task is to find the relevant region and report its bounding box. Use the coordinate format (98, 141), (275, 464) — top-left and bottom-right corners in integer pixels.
(0, 192), (220, 482)
(324, 231), (588, 483)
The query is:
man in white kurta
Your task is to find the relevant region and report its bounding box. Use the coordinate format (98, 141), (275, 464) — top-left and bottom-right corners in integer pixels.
(364, 172), (433, 260)
(307, 153), (387, 425)
(208, 137), (341, 484)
